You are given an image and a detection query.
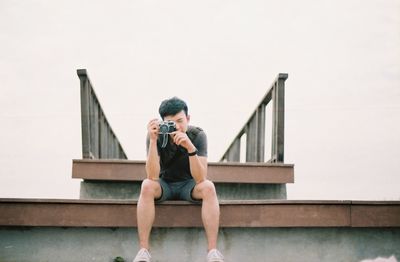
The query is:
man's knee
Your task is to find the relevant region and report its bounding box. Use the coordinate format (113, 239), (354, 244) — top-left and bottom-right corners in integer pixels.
(196, 180), (217, 198)
(140, 179), (160, 198)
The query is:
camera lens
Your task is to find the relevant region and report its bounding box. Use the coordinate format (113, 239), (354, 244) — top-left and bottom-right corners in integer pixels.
(159, 124), (168, 134)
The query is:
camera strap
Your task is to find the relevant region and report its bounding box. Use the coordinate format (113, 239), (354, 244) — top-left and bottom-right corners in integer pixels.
(161, 133), (169, 148)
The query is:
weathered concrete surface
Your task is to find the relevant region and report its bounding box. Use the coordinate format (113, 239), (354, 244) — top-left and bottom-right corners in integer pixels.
(80, 181), (142, 200)
(80, 181), (287, 200)
(1, 227), (399, 262)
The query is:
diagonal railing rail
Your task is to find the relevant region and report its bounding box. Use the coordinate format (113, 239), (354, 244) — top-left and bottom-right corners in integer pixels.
(77, 69), (127, 159)
(220, 73), (288, 163)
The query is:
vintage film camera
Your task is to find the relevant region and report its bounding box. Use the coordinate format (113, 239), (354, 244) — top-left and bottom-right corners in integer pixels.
(159, 120), (176, 147)
(159, 120), (176, 134)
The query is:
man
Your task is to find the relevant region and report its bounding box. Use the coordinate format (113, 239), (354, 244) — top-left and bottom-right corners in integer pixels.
(133, 97), (224, 262)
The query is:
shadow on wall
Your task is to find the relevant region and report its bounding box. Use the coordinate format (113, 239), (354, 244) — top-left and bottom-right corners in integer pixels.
(360, 256), (398, 262)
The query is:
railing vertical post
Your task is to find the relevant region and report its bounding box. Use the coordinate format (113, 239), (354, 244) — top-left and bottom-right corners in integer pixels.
(78, 70), (92, 159)
(107, 128), (112, 158)
(257, 105), (266, 162)
(92, 96), (100, 158)
(99, 112), (106, 158)
(246, 115), (257, 162)
(227, 139), (240, 162)
(272, 74), (287, 162)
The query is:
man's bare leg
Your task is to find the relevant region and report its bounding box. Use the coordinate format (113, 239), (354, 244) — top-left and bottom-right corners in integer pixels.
(192, 180), (220, 251)
(137, 179), (162, 250)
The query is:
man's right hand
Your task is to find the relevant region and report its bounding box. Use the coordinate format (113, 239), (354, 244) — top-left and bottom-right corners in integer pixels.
(147, 119), (160, 141)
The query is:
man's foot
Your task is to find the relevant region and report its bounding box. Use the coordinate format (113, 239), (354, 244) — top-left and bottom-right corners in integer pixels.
(133, 248), (151, 262)
(207, 249), (224, 262)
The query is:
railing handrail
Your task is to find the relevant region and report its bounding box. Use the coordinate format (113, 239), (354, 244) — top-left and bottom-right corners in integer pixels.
(77, 69), (128, 159)
(220, 73), (288, 163)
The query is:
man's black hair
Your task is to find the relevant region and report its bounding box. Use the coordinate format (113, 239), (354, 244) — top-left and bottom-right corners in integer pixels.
(159, 97), (188, 119)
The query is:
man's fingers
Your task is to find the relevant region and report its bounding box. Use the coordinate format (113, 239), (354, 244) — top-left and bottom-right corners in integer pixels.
(148, 119), (160, 129)
(148, 119), (159, 127)
(173, 134), (179, 144)
(173, 134), (181, 145)
(173, 133), (188, 146)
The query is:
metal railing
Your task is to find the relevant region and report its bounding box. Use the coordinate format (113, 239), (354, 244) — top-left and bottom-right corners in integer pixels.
(77, 69), (127, 159)
(220, 73), (288, 163)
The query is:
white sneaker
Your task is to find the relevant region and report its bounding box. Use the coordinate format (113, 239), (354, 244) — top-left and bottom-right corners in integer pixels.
(133, 248), (151, 262)
(207, 249), (224, 262)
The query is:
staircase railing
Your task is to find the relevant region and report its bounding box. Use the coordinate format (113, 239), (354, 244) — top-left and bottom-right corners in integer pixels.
(220, 73), (288, 163)
(77, 69), (127, 159)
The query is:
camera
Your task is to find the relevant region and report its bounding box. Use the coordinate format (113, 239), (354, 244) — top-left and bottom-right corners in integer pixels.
(159, 120), (176, 135)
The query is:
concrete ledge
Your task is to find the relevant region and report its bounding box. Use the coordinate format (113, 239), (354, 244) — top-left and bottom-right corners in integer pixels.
(72, 159), (295, 184)
(1, 198), (399, 228)
(2, 200), (400, 260)
(78, 181), (287, 200)
(1, 227), (399, 262)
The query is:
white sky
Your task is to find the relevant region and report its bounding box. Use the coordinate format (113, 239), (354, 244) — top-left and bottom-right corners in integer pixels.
(1, 0), (399, 200)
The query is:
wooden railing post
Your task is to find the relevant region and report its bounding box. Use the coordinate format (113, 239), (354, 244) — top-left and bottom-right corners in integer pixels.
(77, 69), (127, 159)
(221, 73), (288, 163)
(78, 70), (92, 159)
(226, 139), (241, 162)
(246, 116), (256, 162)
(271, 74), (287, 162)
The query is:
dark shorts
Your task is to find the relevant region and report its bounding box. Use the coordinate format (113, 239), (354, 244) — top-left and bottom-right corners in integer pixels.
(156, 178), (201, 204)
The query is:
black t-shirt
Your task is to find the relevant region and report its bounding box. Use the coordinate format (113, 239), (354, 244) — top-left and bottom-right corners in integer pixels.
(146, 125), (207, 182)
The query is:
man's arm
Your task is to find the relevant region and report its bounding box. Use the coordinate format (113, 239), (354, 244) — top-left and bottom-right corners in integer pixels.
(173, 132), (208, 183)
(145, 119), (160, 180)
(188, 152), (208, 183)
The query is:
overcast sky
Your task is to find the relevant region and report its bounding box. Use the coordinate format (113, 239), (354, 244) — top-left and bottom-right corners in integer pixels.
(1, 0), (399, 200)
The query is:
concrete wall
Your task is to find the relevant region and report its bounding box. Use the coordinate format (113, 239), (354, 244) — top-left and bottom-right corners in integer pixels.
(79, 181), (287, 200)
(1, 227), (399, 262)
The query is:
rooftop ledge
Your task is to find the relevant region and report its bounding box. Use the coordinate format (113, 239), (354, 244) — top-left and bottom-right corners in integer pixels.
(72, 159), (295, 184)
(1, 198), (399, 228)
